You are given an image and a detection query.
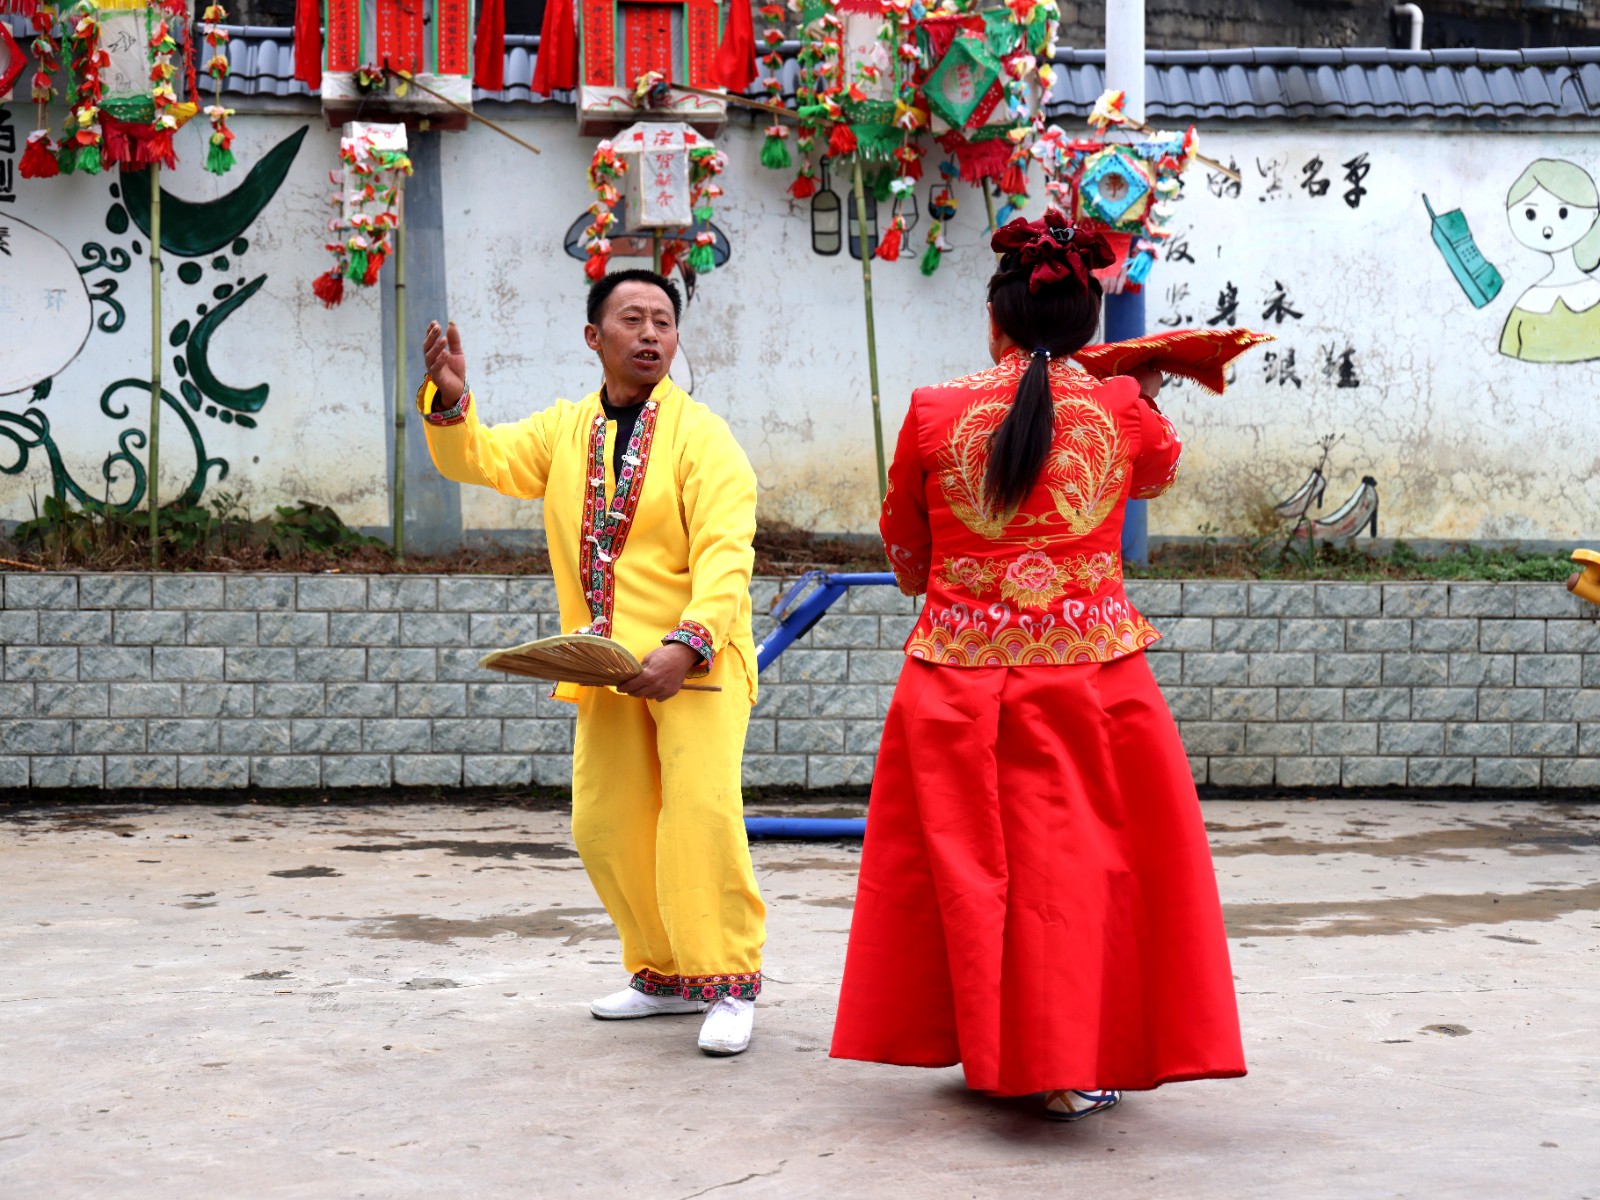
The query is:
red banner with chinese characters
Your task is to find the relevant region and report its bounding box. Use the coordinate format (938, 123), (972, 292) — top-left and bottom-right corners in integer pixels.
(375, 0), (425, 74)
(623, 2), (674, 83)
(437, 0), (473, 75)
(325, 0), (360, 73)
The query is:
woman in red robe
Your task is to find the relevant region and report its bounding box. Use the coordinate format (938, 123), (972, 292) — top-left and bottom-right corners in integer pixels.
(830, 212), (1246, 1120)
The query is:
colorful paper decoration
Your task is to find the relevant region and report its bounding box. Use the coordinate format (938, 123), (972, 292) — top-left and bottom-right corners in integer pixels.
(616, 120), (700, 228)
(317, 0), (479, 127)
(12, 0), (203, 178)
(575, 0), (729, 135)
(310, 122), (413, 307)
(1032, 90), (1200, 291)
(921, 34), (1001, 129)
(774, 0), (1058, 273)
(199, 4), (235, 175)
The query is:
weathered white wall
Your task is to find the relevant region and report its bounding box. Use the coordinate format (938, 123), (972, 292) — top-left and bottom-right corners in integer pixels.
(3, 109), (1598, 542)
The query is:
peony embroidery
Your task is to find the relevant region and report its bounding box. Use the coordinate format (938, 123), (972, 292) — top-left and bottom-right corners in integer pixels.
(1000, 551), (1069, 609)
(1065, 550), (1121, 592)
(942, 555), (998, 595)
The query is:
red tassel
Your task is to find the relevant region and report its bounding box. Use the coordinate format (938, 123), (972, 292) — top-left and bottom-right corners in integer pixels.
(828, 123), (857, 157)
(1001, 162), (1028, 197)
(99, 120), (178, 171)
(312, 270), (344, 308)
(875, 219), (903, 263)
(584, 250), (609, 281)
(941, 133), (1011, 184)
(294, 0), (322, 90)
(788, 174), (818, 200)
(897, 153), (923, 182)
(363, 248), (386, 287)
(19, 132), (59, 179)
(660, 242), (681, 276)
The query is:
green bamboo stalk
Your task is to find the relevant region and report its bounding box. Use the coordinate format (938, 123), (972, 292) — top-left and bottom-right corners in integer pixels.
(852, 158), (887, 502)
(392, 179), (407, 562)
(148, 163), (162, 568)
(983, 183), (997, 233)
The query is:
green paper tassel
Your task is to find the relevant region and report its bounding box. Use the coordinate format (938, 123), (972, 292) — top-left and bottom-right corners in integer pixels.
(920, 240), (942, 277)
(760, 133), (792, 170)
(692, 205), (714, 223)
(205, 140), (236, 176)
(56, 143), (78, 175)
(75, 143), (102, 176)
(346, 248), (369, 283)
(687, 242), (716, 274)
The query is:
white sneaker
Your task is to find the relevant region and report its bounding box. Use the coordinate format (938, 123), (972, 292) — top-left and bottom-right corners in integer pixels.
(590, 987), (705, 1020)
(1043, 1089), (1122, 1122)
(697, 996), (755, 1056)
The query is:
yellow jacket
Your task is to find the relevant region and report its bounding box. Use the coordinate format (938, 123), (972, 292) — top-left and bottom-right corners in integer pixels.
(417, 376), (759, 705)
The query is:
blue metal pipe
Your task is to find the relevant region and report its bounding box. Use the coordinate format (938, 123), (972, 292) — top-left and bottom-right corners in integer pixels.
(745, 817), (867, 839)
(744, 572), (896, 838)
(1106, 290), (1149, 567)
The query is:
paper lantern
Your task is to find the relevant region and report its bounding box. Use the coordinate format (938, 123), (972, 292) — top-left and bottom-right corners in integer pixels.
(320, 0), (476, 127)
(615, 120), (702, 228)
(576, 0), (727, 135)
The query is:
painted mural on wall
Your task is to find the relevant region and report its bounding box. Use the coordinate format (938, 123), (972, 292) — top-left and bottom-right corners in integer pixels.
(0, 124), (305, 514)
(3, 111), (1600, 543)
(1425, 157), (1600, 364)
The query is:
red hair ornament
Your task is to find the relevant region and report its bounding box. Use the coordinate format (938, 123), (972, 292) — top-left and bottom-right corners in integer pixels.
(990, 211), (1115, 293)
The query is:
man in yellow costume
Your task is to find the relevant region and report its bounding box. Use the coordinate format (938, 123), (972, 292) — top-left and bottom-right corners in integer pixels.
(418, 270), (766, 1056)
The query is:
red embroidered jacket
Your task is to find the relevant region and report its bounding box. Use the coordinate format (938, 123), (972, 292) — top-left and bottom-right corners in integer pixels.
(881, 350), (1182, 667)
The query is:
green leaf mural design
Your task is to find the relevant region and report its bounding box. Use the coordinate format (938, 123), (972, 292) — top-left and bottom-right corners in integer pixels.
(123, 126), (308, 258)
(186, 274), (270, 413)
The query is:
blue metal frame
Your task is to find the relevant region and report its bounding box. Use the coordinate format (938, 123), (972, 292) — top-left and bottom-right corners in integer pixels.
(744, 570), (896, 838)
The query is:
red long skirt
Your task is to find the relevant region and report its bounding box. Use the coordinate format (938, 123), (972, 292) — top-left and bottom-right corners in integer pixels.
(829, 652), (1246, 1096)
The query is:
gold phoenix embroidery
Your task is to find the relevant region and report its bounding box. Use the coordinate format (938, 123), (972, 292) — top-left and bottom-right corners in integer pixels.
(936, 379), (1129, 542)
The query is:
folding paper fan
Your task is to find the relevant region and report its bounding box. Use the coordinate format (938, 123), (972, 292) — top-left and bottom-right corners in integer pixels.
(479, 634), (720, 691)
(1073, 328), (1275, 395)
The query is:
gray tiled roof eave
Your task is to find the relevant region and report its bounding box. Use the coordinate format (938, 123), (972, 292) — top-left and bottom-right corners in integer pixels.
(14, 21), (1588, 123)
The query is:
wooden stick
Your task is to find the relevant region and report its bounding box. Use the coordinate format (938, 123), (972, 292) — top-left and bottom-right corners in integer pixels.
(679, 684), (723, 692)
(386, 68), (542, 155)
(0, 557), (45, 572)
(656, 80), (799, 121)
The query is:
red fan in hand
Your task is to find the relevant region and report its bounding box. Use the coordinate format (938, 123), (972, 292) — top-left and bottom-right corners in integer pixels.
(1074, 328), (1274, 395)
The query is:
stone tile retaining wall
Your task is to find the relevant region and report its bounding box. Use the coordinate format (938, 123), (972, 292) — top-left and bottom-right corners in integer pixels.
(2, 574), (1598, 791)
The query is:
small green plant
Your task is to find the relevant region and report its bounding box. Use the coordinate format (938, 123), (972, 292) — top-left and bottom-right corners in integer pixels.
(6, 494), (385, 570)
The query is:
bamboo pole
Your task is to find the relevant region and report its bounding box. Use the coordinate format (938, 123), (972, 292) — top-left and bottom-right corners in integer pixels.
(982, 184), (998, 232)
(852, 159), (887, 501)
(386, 68), (542, 155)
(392, 179), (407, 562)
(148, 163), (162, 568)
(651, 230), (662, 274)
(662, 81), (797, 121)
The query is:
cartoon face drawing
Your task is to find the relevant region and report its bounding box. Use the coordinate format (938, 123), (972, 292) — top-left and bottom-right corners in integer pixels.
(1498, 158), (1600, 364)
(1509, 183), (1600, 255)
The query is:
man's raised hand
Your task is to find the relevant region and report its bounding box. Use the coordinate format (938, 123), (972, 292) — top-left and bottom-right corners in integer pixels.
(423, 320), (468, 407)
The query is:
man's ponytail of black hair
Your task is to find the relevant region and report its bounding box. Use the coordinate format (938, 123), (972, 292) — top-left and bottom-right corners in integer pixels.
(982, 258), (1104, 514)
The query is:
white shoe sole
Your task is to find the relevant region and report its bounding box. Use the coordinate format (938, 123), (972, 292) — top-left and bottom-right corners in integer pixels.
(590, 1000), (706, 1020)
(698, 1036), (751, 1056)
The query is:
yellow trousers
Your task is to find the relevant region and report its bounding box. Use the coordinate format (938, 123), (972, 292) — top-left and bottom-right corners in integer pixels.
(570, 652), (766, 1001)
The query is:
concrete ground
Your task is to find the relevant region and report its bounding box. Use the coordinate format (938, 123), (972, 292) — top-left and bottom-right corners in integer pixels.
(1, 797), (1597, 1200)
